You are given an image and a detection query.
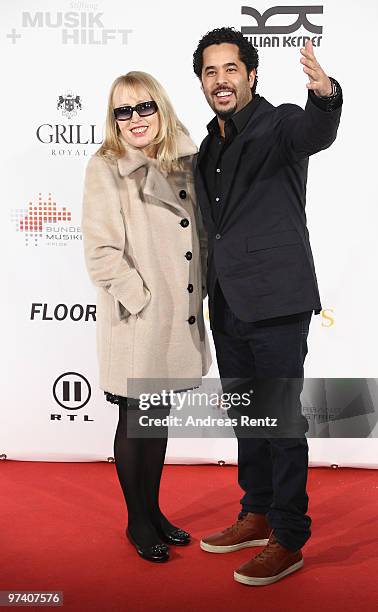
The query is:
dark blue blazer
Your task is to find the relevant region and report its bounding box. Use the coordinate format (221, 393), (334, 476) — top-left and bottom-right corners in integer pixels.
(195, 94), (342, 323)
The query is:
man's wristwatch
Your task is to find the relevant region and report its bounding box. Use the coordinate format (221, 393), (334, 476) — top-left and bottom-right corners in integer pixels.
(310, 76), (342, 112)
(318, 77), (339, 100)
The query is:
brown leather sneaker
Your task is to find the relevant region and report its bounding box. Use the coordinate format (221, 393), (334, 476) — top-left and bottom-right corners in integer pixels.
(234, 532), (303, 586)
(200, 513), (270, 553)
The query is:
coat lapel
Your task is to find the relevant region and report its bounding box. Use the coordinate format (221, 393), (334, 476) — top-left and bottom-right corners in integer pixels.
(143, 164), (183, 211)
(117, 131), (197, 214)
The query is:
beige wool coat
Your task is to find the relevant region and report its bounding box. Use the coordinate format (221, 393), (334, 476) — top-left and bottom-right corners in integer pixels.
(82, 131), (212, 398)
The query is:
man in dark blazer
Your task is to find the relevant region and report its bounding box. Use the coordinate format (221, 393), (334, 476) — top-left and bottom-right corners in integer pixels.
(192, 27), (342, 586)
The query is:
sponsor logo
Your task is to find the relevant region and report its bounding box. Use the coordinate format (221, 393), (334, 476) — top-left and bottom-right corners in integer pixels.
(36, 92), (101, 157)
(57, 92), (82, 120)
(7, 10), (133, 45)
(30, 303), (96, 321)
(321, 309), (334, 327)
(51, 372), (94, 421)
(241, 5), (323, 48)
(11, 192), (81, 247)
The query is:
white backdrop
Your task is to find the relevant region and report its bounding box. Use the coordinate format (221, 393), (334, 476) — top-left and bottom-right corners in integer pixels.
(1, 0), (377, 466)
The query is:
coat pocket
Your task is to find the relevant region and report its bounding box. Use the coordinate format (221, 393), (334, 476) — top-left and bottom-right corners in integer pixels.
(114, 298), (130, 321)
(246, 230), (301, 252)
(114, 286), (151, 321)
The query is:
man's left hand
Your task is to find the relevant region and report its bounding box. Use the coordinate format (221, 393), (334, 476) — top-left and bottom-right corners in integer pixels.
(300, 40), (332, 97)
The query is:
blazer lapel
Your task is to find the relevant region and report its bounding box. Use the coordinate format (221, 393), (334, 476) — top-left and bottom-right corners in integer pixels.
(195, 135), (215, 229)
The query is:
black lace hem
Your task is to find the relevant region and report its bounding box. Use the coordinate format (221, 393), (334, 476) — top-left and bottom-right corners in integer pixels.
(104, 391), (125, 405)
(104, 385), (201, 405)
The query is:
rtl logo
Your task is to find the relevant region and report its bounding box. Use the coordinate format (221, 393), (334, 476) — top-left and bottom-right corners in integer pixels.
(52, 372), (93, 421)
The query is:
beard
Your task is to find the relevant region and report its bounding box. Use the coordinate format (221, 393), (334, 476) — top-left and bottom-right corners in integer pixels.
(216, 105), (237, 121)
(206, 90), (237, 121)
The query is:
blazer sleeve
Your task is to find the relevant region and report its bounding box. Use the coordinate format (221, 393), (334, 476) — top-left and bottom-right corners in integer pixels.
(277, 90), (342, 163)
(81, 154), (151, 316)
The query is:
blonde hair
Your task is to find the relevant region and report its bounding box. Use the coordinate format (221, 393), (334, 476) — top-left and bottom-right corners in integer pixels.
(97, 71), (189, 173)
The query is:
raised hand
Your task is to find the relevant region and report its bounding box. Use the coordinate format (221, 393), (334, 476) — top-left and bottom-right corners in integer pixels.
(300, 40), (332, 97)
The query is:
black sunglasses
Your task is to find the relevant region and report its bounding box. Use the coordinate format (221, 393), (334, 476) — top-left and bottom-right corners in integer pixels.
(113, 100), (158, 121)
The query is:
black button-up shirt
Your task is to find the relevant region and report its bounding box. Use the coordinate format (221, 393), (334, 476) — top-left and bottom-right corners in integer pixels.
(201, 94), (262, 225)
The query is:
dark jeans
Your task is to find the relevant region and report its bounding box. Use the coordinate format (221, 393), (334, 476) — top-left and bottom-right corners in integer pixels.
(211, 280), (312, 551)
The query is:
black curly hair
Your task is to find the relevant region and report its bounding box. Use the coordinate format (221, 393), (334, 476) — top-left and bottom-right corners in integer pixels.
(193, 27), (259, 95)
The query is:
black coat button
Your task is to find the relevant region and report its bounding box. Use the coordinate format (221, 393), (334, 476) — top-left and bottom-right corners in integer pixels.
(185, 251), (192, 260)
(188, 315), (196, 324)
(187, 283), (193, 293)
(180, 218), (189, 227)
(179, 190), (187, 199)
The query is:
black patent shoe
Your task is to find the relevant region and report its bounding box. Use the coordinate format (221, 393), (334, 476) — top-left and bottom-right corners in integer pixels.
(155, 525), (191, 546)
(126, 529), (170, 562)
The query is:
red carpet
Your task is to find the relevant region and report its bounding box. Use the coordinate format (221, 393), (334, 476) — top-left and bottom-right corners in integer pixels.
(1, 462), (377, 611)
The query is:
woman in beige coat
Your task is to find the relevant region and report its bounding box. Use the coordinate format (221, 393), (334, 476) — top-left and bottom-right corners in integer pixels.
(82, 71), (211, 563)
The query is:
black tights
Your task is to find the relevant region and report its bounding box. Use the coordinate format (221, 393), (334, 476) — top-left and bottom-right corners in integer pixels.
(113, 397), (176, 547)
